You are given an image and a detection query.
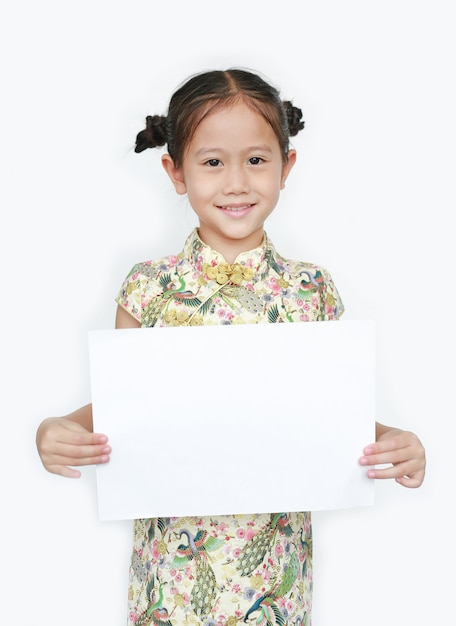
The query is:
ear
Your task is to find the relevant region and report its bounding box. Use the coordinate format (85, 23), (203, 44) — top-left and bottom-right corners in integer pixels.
(280, 149), (297, 189)
(161, 154), (187, 195)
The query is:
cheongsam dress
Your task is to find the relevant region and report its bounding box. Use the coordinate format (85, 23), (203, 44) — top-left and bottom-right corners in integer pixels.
(116, 228), (344, 626)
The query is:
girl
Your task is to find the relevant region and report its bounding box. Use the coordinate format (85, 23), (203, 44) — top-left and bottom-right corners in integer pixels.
(36, 68), (426, 626)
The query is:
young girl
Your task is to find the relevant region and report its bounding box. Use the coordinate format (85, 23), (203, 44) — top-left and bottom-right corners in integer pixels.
(36, 68), (426, 626)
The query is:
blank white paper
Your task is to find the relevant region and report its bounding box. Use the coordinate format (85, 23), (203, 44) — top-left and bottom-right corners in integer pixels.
(89, 320), (375, 521)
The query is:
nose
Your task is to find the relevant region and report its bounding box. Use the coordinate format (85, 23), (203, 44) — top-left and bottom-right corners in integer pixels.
(222, 164), (250, 195)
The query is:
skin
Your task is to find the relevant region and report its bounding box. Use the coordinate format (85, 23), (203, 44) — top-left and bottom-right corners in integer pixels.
(162, 103), (296, 263)
(36, 102), (426, 487)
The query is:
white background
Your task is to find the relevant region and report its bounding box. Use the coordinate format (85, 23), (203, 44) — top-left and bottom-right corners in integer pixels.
(1, 1), (454, 625)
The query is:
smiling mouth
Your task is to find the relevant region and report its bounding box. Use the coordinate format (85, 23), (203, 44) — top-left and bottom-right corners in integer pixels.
(218, 204), (254, 212)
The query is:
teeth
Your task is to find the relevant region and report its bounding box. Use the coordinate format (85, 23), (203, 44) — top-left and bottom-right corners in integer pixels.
(221, 205), (250, 211)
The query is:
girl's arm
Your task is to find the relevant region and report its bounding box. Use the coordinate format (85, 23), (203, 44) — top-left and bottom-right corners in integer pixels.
(36, 306), (140, 478)
(359, 421), (426, 488)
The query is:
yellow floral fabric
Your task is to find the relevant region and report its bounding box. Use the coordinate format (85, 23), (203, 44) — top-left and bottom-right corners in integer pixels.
(116, 229), (344, 626)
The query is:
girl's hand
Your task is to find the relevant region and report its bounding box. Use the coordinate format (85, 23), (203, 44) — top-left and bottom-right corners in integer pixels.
(36, 417), (111, 479)
(35, 306), (137, 480)
(359, 427), (426, 488)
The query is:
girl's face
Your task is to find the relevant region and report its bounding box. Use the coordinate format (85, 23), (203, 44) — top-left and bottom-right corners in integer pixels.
(162, 102), (296, 262)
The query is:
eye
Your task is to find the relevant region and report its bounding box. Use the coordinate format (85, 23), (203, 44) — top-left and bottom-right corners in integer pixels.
(248, 156), (264, 165)
(205, 158), (222, 167)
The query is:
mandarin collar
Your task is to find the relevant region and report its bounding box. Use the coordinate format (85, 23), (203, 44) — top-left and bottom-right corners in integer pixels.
(183, 228), (274, 274)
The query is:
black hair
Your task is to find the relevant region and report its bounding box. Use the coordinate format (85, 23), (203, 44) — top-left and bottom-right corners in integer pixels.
(135, 68), (305, 167)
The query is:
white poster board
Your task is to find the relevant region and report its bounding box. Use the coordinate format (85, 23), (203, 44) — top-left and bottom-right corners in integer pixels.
(89, 320), (375, 520)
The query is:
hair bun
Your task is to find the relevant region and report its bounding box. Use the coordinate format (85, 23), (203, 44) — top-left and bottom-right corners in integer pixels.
(135, 115), (168, 153)
(283, 101), (305, 137)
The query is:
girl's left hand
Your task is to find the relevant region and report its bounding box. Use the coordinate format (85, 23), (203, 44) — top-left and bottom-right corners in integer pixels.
(359, 428), (426, 488)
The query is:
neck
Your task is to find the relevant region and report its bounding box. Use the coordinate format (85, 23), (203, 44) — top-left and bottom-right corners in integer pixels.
(197, 227), (265, 263)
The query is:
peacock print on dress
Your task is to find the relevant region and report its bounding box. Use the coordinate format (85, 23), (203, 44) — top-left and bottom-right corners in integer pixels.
(118, 229), (344, 626)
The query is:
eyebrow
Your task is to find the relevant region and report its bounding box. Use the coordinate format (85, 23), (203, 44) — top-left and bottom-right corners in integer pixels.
(194, 145), (274, 157)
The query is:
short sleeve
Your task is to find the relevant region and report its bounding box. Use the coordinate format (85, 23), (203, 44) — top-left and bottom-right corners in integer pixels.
(321, 267), (344, 320)
(115, 264), (144, 322)
(115, 251), (190, 326)
(116, 258), (170, 324)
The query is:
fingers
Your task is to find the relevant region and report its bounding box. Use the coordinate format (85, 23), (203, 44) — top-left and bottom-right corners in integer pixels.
(359, 430), (426, 488)
(44, 452), (110, 479)
(361, 430), (418, 458)
(46, 464), (83, 479)
(43, 442), (111, 467)
(395, 471), (425, 489)
(37, 417), (111, 478)
(363, 462), (425, 488)
(41, 445), (111, 478)
(48, 435), (109, 458)
(359, 444), (413, 468)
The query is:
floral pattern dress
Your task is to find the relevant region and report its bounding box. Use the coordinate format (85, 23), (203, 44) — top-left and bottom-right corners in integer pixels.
(116, 229), (344, 626)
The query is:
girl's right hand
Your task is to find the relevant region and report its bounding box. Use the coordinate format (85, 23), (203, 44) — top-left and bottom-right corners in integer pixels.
(36, 306), (136, 479)
(36, 417), (111, 479)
